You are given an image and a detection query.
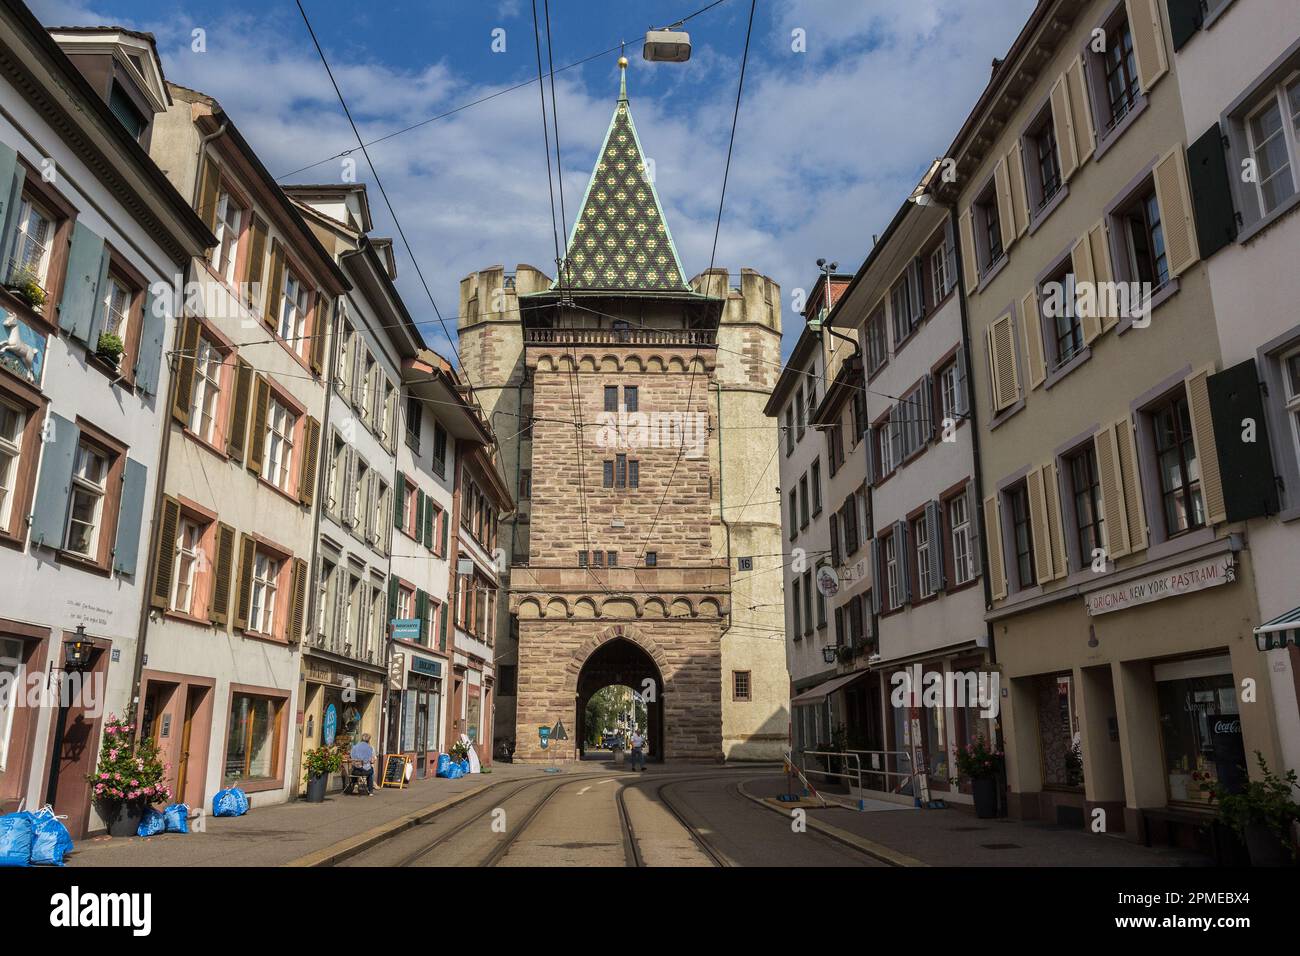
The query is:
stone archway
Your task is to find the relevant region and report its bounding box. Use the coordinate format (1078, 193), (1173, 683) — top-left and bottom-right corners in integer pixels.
(574, 636), (665, 760)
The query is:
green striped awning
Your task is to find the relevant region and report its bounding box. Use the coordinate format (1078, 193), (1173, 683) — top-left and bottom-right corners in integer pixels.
(1254, 606), (1300, 651)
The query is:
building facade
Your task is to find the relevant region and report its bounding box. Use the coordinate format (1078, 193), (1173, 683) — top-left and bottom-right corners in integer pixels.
(140, 82), (348, 812)
(460, 64), (788, 763)
(1165, 0), (1300, 785)
(938, 0), (1288, 838)
(286, 185), (415, 788)
(0, 15), (210, 837)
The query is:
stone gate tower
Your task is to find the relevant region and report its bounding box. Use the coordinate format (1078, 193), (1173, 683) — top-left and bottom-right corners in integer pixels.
(459, 61), (788, 762)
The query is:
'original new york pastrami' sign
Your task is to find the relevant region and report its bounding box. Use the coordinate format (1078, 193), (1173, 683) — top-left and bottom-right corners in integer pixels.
(1085, 554), (1235, 616)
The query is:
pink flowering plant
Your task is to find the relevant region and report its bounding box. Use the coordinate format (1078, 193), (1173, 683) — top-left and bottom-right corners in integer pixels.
(954, 733), (1004, 781)
(86, 710), (171, 808)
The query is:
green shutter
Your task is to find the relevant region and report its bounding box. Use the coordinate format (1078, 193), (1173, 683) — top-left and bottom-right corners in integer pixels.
(415, 589), (428, 642)
(30, 413), (79, 549)
(111, 458), (147, 576)
(133, 283), (167, 395)
(439, 593), (448, 651)
(84, 245), (111, 349)
(1167, 0), (1202, 51)
(59, 222), (106, 345)
(1186, 124), (1237, 260)
(440, 506), (448, 555)
(424, 499), (434, 549)
(388, 575), (399, 623)
(393, 474), (405, 529)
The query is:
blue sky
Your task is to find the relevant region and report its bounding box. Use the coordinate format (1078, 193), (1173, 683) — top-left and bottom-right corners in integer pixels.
(32, 0), (1036, 360)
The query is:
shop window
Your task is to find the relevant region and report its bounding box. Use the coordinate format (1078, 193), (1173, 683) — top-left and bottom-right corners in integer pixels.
(223, 693), (283, 784)
(1037, 673), (1082, 788)
(1156, 663), (1241, 805)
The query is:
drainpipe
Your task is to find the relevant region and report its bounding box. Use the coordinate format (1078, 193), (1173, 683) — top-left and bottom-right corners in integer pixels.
(128, 256), (196, 741)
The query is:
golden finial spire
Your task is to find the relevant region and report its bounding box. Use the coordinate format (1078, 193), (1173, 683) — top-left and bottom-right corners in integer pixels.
(618, 44), (628, 101)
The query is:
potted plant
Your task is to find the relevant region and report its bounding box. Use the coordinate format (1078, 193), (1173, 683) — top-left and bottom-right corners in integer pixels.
(302, 745), (344, 803)
(955, 733), (1004, 819)
(1205, 751), (1299, 866)
(87, 711), (171, 837)
(7, 266), (45, 311)
(95, 330), (125, 365)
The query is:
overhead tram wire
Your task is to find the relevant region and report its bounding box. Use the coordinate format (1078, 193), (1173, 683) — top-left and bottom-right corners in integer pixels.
(292, 0), (488, 427)
(274, 0), (735, 182)
(635, 0), (757, 568)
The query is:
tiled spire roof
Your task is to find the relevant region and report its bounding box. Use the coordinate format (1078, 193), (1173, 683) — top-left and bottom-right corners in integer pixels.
(554, 59), (690, 293)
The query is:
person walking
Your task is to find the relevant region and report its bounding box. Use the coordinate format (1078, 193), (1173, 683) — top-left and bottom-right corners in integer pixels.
(629, 730), (646, 772)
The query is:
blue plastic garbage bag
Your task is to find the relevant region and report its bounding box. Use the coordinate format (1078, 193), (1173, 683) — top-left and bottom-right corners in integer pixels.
(0, 812), (34, 867)
(435, 753), (452, 777)
(458, 758), (471, 774)
(30, 809), (73, 865)
(212, 787), (249, 817)
(137, 807), (166, 837)
(445, 763), (465, 780)
(163, 804), (189, 834)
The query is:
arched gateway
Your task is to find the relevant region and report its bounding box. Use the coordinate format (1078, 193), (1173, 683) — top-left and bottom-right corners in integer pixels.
(575, 637), (664, 759)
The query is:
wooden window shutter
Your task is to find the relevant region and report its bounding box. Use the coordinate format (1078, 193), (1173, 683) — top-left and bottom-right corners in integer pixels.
(1066, 56), (1096, 165)
(1126, 0), (1169, 94)
(440, 507), (448, 555)
(393, 474), (406, 530)
(264, 240), (285, 331)
(289, 558), (308, 642)
(171, 319), (200, 424)
(424, 499), (435, 549)
(1184, 369), (1227, 525)
(965, 483), (982, 577)
(993, 155), (1016, 252)
(244, 216), (268, 308)
(1042, 460), (1069, 578)
(958, 208), (979, 291)
(226, 358), (254, 462)
(1007, 142), (1030, 239)
(414, 489), (424, 539)
(246, 375), (271, 475)
(60, 223), (106, 345)
(387, 575), (399, 620)
(112, 458), (148, 577)
(415, 589), (429, 641)
(1020, 289), (1047, 390)
(309, 292), (327, 376)
(1050, 73), (1079, 182)
(1086, 221), (1117, 332)
(299, 416), (321, 507)
(29, 413), (78, 549)
(150, 496), (181, 609)
(987, 313), (1020, 411)
(982, 494), (1007, 601)
(1114, 415), (1149, 553)
(1186, 124), (1238, 259)
(1070, 233), (1102, 344)
(197, 158), (221, 232)
(439, 592), (449, 650)
(1026, 466), (1055, 584)
(1094, 423), (1131, 558)
(210, 522), (236, 626)
(1153, 145), (1200, 279)
(234, 533), (256, 630)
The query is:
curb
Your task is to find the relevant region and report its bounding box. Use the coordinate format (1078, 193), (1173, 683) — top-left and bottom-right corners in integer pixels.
(736, 779), (928, 868)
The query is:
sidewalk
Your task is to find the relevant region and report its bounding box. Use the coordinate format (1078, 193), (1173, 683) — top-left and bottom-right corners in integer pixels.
(740, 776), (1211, 867)
(67, 763), (561, 867)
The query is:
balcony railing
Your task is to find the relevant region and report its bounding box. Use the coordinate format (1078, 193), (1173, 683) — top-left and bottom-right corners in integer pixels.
(525, 327), (716, 347)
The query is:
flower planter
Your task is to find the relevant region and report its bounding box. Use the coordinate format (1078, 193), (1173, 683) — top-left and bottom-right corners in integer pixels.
(972, 776), (998, 819)
(1244, 823), (1292, 867)
(305, 772), (328, 804)
(102, 802), (145, 838)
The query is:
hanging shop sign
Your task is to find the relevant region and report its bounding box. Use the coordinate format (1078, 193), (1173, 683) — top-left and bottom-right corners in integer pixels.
(1085, 554), (1235, 616)
(323, 704), (338, 746)
(388, 652), (405, 690)
(391, 618), (422, 641)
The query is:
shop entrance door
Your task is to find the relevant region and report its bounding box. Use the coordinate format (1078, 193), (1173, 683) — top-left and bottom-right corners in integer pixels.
(414, 694), (429, 777)
(175, 687), (205, 806)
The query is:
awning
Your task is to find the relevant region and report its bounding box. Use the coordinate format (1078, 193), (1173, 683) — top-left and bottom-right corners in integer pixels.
(790, 670), (869, 706)
(1255, 606), (1300, 651)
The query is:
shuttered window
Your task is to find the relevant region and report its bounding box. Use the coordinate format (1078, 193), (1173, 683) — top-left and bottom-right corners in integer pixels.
(986, 312), (1020, 413)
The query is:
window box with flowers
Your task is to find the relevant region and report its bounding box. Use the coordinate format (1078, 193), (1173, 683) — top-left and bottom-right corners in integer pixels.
(87, 710), (171, 837)
(954, 733), (1004, 819)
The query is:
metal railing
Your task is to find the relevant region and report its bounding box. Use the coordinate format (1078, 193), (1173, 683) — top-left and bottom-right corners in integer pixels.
(524, 327), (716, 347)
(798, 748), (927, 804)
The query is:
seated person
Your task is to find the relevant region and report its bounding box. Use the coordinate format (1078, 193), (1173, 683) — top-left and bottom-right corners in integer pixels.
(350, 733), (377, 794)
